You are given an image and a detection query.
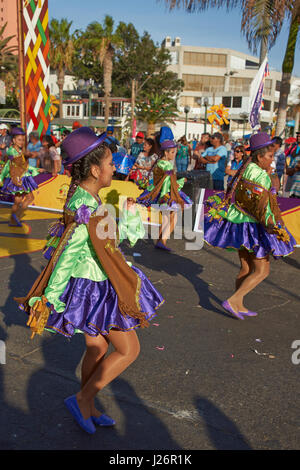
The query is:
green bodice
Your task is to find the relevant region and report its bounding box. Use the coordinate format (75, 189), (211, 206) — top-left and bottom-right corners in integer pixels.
(29, 185), (145, 313)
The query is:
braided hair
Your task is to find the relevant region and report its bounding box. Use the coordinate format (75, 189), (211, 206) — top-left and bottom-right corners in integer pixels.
(63, 142), (109, 211)
(224, 144), (273, 204)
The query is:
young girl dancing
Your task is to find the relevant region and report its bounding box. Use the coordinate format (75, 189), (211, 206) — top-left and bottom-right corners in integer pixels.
(204, 133), (296, 319)
(0, 127), (40, 226)
(136, 137), (192, 251)
(15, 127), (164, 434)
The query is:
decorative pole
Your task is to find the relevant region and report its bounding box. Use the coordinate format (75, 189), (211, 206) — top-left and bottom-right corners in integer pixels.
(16, 0), (26, 133)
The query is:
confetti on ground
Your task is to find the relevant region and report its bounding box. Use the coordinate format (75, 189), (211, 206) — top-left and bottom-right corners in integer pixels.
(153, 323), (160, 326)
(252, 349), (275, 358)
(185, 370), (190, 375)
(255, 339), (262, 342)
(167, 315), (174, 318)
(176, 301), (183, 304)
(231, 354), (234, 358)
(133, 252), (141, 257)
(156, 346), (165, 351)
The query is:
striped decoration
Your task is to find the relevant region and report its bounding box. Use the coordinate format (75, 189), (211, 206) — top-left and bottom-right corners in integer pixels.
(22, 0), (50, 137)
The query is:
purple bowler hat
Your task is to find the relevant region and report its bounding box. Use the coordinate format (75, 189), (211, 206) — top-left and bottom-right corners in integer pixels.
(249, 132), (274, 151)
(160, 139), (178, 150)
(62, 127), (107, 166)
(11, 127), (26, 136)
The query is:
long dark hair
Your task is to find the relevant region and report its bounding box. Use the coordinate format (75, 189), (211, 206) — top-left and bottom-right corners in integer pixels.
(42, 135), (55, 148)
(64, 143), (109, 210)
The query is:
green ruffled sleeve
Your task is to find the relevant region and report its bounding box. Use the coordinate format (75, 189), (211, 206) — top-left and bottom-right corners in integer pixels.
(26, 165), (40, 177)
(0, 161), (10, 184)
(29, 223), (89, 312)
(118, 207), (145, 246)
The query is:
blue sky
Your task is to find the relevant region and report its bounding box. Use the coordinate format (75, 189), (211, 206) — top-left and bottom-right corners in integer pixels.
(49, 0), (300, 77)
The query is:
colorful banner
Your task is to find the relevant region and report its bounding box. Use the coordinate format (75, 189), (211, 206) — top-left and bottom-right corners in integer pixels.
(22, 0), (51, 136)
(249, 56), (269, 129)
(194, 189), (300, 245)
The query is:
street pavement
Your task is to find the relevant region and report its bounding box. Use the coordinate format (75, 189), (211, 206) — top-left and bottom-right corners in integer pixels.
(0, 208), (299, 451)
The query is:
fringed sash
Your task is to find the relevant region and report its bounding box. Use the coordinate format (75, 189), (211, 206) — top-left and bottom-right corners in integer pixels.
(15, 208), (149, 336)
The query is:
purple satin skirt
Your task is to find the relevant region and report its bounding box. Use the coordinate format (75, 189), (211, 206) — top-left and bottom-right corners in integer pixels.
(204, 216), (297, 259)
(1, 175), (38, 195)
(136, 189), (192, 211)
(45, 266), (164, 337)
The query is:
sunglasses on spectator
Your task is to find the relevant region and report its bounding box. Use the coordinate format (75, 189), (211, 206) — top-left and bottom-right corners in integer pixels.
(234, 149), (243, 153)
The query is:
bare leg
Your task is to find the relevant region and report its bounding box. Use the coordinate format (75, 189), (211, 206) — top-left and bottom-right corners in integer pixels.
(76, 329), (140, 420)
(18, 192), (34, 219)
(227, 254), (270, 313)
(81, 333), (109, 417)
(235, 249), (254, 291)
(10, 195), (23, 224)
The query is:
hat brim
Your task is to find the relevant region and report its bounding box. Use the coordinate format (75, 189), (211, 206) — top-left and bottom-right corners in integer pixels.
(63, 132), (107, 166)
(250, 138), (275, 151)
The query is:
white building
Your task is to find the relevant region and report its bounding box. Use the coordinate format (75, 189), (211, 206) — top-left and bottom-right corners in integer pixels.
(162, 37), (300, 140)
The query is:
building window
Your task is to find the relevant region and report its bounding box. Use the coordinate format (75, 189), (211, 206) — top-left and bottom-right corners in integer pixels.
(222, 96), (232, 108)
(262, 99), (271, 111)
(264, 79), (272, 96)
(232, 96), (242, 108)
(183, 74), (225, 92)
(183, 52), (226, 68)
(276, 80), (281, 92)
(229, 77), (252, 93)
(66, 106), (71, 117)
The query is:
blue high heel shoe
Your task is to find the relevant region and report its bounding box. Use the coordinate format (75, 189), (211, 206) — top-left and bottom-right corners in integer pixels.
(8, 214), (22, 227)
(92, 414), (116, 427)
(64, 395), (96, 434)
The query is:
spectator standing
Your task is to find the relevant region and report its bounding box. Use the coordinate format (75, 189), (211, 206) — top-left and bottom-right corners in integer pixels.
(284, 132), (300, 194)
(176, 136), (191, 173)
(271, 137), (286, 182)
(129, 138), (158, 184)
(193, 133), (210, 170)
(225, 145), (246, 184)
(27, 132), (42, 167)
(286, 151), (300, 198)
(0, 124), (11, 162)
(130, 132), (145, 160)
(196, 132), (228, 190)
(38, 135), (61, 176)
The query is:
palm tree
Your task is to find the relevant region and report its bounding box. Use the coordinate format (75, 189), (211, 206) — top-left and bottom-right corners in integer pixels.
(79, 16), (123, 127)
(275, 4), (300, 136)
(163, 0), (298, 134)
(135, 93), (179, 136)
(163, 1), (292, 63)
(49, 18), (74, 118)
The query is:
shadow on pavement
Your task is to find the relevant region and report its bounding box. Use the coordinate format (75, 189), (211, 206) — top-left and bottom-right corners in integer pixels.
(1, 253), (41, 328)
(109, 377), (182, 450)
(125, 239), (234, 320)
(194, 396), (252, 450)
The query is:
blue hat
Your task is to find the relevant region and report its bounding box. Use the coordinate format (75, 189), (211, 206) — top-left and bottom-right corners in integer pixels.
(107, 126), (114, 133)
(159, 126), (174, 143)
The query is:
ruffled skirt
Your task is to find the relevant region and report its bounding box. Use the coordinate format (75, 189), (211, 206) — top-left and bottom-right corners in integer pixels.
(136, 189), (193, 211)
(45, 266), (164, 337)
(1, 175), (38, 195)
(204, 216), (296, 259)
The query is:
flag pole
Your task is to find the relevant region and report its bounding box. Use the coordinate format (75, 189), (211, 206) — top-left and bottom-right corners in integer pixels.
(16, 0), (26, 135)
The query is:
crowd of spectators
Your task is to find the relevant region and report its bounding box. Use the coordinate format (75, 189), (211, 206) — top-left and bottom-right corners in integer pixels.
(1, 121), (299, 198)
(121, 128), (300, 198)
